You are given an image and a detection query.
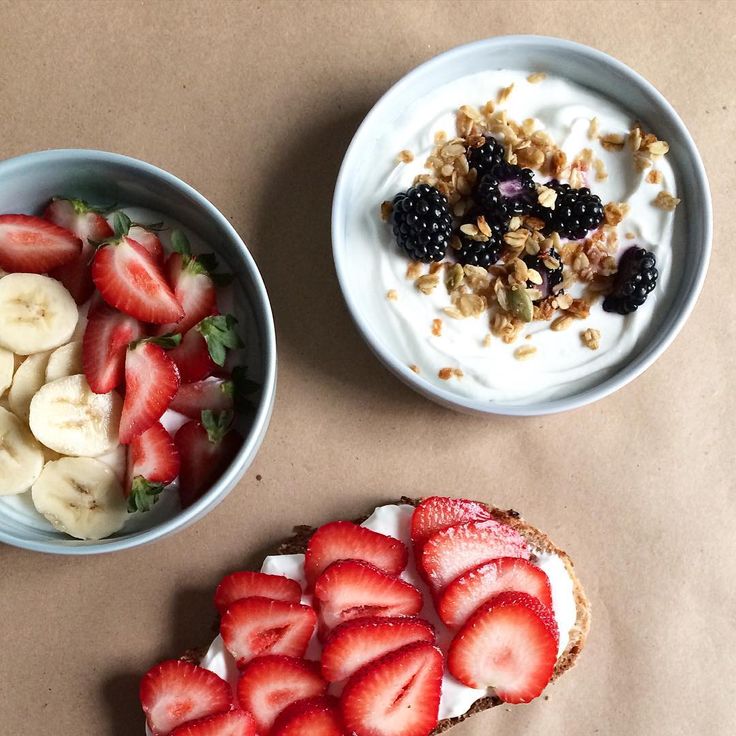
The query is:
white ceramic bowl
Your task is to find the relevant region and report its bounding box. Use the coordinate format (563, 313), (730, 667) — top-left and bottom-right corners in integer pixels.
(0, 149), (276, 554)
(332, 36), (711, 415)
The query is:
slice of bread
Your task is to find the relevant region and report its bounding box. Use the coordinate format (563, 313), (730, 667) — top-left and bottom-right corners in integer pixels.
(183, 497), (591, 734)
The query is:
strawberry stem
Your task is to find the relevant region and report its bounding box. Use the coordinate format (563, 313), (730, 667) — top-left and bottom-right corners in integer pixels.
(201, 409), (234, 443)
(128, 477), (167, 513)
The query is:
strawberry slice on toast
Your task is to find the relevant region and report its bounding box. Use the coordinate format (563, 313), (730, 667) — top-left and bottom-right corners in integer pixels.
(0, 213), (81, 273)
(410, 495), (492, 551)
(126, 421), (180, 512)
(214, 572), (302, 616)
(271, 696), (343, 736)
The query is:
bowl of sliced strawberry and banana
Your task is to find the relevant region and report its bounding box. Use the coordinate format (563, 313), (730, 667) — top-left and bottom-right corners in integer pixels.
(139, 496), (588, 736)
(0, 197), (263, 545)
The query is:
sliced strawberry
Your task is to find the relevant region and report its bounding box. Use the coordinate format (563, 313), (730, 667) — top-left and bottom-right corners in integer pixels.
(170, 378), (233, 417)
(305, 520), (408, 589)
(0, 213), (81, 273)
(174, 411), (243, 507)
(129, 224), (164, 263)
(314, 559), (423, 634)
(214, 572), (302, 616)
(170, 710), (256, 736)
(271, 696), (343, 736)
(44, 198), (114, 303)
(235, 655), (327, 734)
(447, 591), (558, 703)
(411, 496), (491, 551)
(419, 519), (530, 593)
(126, 421), (180, 512)
(169, 315), (242, 384)
(220, 597), (317, 667)
(340, 641), (443, 736)
(140, 659), (232, 736)
(321, 616), (435, 683)
(92, 235), (183, 323)
(120, 338), (180, 444)
(82, 301), (144, 393)
(438, 557), (553, 630)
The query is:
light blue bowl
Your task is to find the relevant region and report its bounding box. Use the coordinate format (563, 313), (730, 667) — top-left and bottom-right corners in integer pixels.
(332, 36), (712, 415)
(0, 149), (277, 554)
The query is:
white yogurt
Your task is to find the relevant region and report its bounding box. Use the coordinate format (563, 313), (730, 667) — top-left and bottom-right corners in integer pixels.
(196, 503), (579, 721)
(344, 70), (678, 404)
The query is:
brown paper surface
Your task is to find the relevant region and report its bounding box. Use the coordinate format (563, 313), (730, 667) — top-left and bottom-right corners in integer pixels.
(0, 0), (733, 734)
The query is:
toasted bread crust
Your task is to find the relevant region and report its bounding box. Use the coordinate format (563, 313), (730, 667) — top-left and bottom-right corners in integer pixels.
(192, 497), (591, 734)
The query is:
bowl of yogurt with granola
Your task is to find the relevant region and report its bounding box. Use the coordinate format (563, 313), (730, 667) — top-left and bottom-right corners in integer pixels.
(332, 36), (711, 415)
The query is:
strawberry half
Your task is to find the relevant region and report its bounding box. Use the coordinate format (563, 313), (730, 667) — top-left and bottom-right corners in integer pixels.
(82, 301), (144, 394)
(313, 559), (423, 634)
(447, 591), (559, 703)
(174, 410), (243, 507)
(45, 198), (114, 303)
(170, 710), (256, 736)
(128, 224), (164, 263)
(305, 520), (408, 589)
(438, 557), (553, 630)
(321, 616), (435, 683)
(170, 378), (234, 418)
(126, 421), (180, 512)
(91, 235), (183, 323)
(411, 496), (492, 551)
(271, 696), (343, 736)
(214, 572), (302, 616)
(0, 213), (81, 273)
(140, 659), (232, 736)
(120, 337), (180, 444)
(169, 315), (242, 384)
(340, 641), (443, 736)
(419, 519), (530, 593)
(235, 655), (327, 734)
(220, 596), (317, 667)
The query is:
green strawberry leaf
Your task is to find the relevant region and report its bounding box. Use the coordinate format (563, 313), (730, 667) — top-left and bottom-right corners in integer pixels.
(197, 314), (243, 367)
(201, 409), (234, 444)
(130, 333), (182, 351)
(111, 211), (132, 239)
(229, 366), (260, 413)
(128, 477), (167, 513)
(131, 220), (166, 233)
(171, 229), (191, 256)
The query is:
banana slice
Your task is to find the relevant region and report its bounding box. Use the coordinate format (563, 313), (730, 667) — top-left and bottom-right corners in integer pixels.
(45, 341), (83, 383)
(0, 348), (13, 397)
(0, 406), (45, 496)
(8, 350), (51, 421)
(29, 374), (121, 457)
(31, 456), (127, 540)
(0, 273), (78, 355)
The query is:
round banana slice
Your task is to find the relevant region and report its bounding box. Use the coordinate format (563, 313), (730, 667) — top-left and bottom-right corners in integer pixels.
(31, 457), (127, 540)
(0, 273), (78, 355)
(45, 340), (83, 383)
(29, 374), (122, 457)
(8, 350), (51, 421)
(0, 348), (13, 398)
(0, 406), (45, 496)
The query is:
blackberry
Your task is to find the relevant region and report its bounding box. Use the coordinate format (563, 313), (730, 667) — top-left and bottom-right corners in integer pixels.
(455, 211), (504, 268)
(540, 180), (604, 240)
(467, 135), (506, 179)
(475, 164), (537, 219)
(524, 247), (564, 301)
(602, 246), (658, 315)
(390, 184), (453, 262)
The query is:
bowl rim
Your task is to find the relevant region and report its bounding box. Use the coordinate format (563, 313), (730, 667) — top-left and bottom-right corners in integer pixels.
(0, 148), (277, 554)
(331, 34), (712, 416)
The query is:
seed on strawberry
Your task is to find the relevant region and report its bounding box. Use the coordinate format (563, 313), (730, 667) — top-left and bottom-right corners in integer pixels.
(305, 520), (408, 589)
(0, 213), (82, 274)
(270, 696), (343, 736)
(410, 496), (492, 551)
(139, 659), (232, 736)
(174, 410), (243, 507)
(119, 337), (181, 444)
(419, 519), (530, 593)
(313, 559), (423, 634)
(220, 596), (317, 667)
(214, 571), (302, 616)
(340, 641), (443, 736)
(437, 557), (553, 630)
(82, 300), (144, 394)
(321, 616), (435, 683)
(169, 710), (257, 736)
(235, 655), (327, 734)
(126, 421), (180, 513)
(447, 591), (558, 703)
